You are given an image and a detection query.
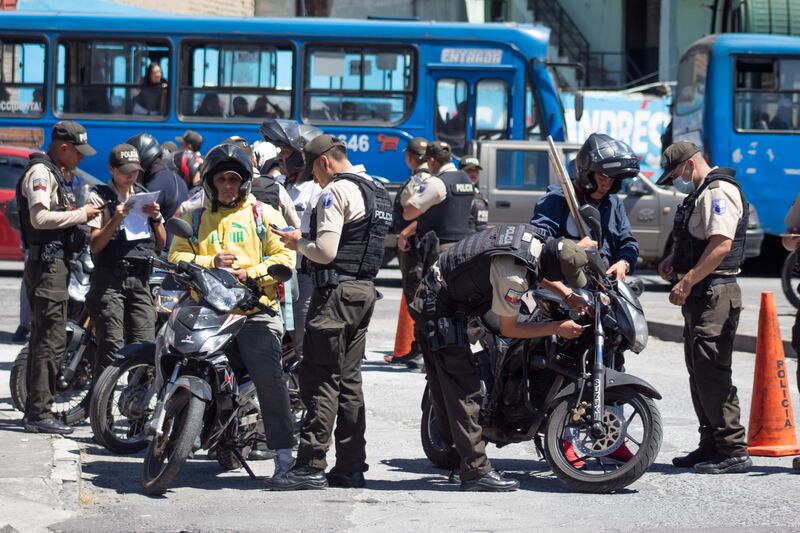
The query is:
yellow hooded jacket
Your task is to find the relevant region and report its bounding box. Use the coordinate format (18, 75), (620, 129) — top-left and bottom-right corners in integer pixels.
(168, 194), (295, 313)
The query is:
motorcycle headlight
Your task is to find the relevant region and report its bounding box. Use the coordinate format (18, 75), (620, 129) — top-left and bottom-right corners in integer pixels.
(155, 289), (183, 314)
(199, 333), (232, 355)
(615, 281), (648, 353)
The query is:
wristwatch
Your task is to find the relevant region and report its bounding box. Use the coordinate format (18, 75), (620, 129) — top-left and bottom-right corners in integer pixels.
(152, 213), (164, 224)
(621, 259), (630, 273)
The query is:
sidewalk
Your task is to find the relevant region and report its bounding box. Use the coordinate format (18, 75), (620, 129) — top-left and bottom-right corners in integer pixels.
(638, 274), (797, 355)
(0, 345), (82, 533)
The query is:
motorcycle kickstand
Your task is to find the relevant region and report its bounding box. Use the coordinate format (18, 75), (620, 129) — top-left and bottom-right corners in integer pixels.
(232, 448), (259, 480)
(533, 434), (545, 459)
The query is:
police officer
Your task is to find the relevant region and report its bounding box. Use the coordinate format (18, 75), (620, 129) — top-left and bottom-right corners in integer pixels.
(410, 226), (585, 490)
(175, 129), (203, 153)
(16, 120), (101, 434)
(86, 144), (166, 377)
(125, 132), (189, 222)
(780, 197), (800, 471)
(269, 135), (392, 490)
(459, 154), (489, 233)
(392, 137), (431, 364)
(657, 141), (752, 474)
(403, 141), (474, 272)
(532, 133), (639, 281)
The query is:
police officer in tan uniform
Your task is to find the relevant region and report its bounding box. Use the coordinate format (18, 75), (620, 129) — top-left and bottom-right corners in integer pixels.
(657, 141), (752, 474)
(459, 154), (489, 233)
(15, 121), (101, 434)
(270, 135), (392, 490)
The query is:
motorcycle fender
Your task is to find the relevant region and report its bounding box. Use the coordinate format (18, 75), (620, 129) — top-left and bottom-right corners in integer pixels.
(111, 341), (156, 362)
(553, 369), (662, 403)
(173, 375), (213, 402)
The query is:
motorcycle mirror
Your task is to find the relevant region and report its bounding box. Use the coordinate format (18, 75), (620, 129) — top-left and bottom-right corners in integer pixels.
(266, 264), (293, 283)
(579, 204), (603, 243)
(166, 217), (194, 240)
(626, 277), (645, 297)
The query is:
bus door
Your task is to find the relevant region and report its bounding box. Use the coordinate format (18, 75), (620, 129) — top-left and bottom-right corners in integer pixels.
(428, 67), (514, 158)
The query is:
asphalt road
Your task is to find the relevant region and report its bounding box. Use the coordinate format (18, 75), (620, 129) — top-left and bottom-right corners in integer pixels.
(0, 268), (798, 532)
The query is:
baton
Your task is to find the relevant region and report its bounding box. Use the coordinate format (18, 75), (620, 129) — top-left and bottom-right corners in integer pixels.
(546, 135), (586, 240)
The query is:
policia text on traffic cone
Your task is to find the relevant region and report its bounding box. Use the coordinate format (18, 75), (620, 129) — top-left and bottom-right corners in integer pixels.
(747, 292), (800, 457)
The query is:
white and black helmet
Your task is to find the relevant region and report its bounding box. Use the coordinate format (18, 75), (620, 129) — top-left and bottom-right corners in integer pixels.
(259, 119), (322, 176)
(575, 133), (640, 195)
(201, 143), (253, 210)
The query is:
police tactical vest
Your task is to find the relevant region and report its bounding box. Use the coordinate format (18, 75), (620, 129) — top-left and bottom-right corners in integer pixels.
(416, 170), (475, 242)
(251, 175), (281, 210)
(91, 183), (156, 268)
(307, 173), (392, 279)
(672, 172), (749, 275)
(438, 223), (544, 315)
(470, 188), (490, 233)
(15, 153), (77, 248)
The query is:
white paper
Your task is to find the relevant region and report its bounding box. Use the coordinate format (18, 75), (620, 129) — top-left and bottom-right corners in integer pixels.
(122, 191), (159, 241)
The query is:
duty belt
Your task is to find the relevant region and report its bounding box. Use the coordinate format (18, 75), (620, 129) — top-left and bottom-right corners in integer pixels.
(310, 269), (365, 289)
(28, 242), (65, 263)
(100, 259), (151, 278)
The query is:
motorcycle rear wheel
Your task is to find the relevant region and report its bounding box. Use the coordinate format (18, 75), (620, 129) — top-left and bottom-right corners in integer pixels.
(544, 387), (662, 493)
(781, 249), (800, 309)
(141, 389), (205, 495)
(90, 350), (156, 454)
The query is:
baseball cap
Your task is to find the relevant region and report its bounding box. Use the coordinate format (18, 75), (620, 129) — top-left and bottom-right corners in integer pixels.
(406, 137), (428, 156)
(656, 141), (700, 186)
(108, 143), (143, 174)
(541, 238), (588, 288)
(304, 134), (346, 171)
(52, 120), (96, 156)
(161, 141), (179, 153)
(425, 141), (451, 160)
(459, 155), (482, 170)
(175, 130), (203, 151)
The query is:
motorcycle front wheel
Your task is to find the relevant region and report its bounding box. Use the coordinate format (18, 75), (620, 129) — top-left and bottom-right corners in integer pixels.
(141, 388), (205, 495)
(544, 387), (662, 493)
(90, 349), (156, 454)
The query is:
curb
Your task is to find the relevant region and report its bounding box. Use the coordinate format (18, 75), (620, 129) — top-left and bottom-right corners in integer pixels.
(51, 437), (82, 510)
(647, 319), (796, 356)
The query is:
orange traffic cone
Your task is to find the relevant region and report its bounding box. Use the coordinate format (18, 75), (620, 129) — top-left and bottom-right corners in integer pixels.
(386, 294), (415, 363)
(747, 292), (800, 457)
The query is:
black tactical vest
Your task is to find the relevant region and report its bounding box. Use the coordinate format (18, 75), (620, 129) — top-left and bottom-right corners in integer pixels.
(438, 223), (544, 315)
(470, 187), (490, 233)
(672, 171), (749, 275)
(416, 170), (475, 242)
(307, 173), (392, 279)
(15, 153), (77, 248)
(251, 175), (281, 210)
(91, 183), (156, 268)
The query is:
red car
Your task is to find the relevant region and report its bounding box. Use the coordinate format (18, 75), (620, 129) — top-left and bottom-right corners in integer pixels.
(0, 146), (100, 260)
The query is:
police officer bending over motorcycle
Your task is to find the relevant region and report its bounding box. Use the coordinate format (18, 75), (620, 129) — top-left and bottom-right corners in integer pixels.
(86, 144), (165, 378)
(271, 135), (392, 490)
(410, 225), (585, 491)
(532, 133), (639, 282)
(168, 144), (298, 481)
(16, 120), (101, 434)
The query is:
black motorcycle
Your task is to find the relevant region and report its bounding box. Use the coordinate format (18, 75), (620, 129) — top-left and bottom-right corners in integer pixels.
(420, 205), (663, 493)
(140, 218), (294, 495)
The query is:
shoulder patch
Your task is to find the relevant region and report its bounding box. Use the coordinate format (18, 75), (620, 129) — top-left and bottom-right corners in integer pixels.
(504, 288), (525, 305)
(189, 189), (203, 202)
(417, 183), (427, 195)
(712, 197), (727, 215)
(321, 191), (334, 209)
(32, 177), (47, 192)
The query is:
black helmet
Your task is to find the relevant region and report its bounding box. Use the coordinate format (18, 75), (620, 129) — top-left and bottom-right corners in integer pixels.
(125, 132), (161, 171)
(575, 133), (640, 196)
(201, 143), (253, 209)
(260, 119), (322, 176)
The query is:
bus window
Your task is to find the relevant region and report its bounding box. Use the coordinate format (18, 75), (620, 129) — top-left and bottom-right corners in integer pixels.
(304, 46), (414, 124)
(675, 52), (707, 116)
(735, 57), (799, 131)
(435, 78), (468, 156)
(0, 39), (45, 116)
(180, 43), (293, 120)
(495, 148), (550, 190)
(474, 79), (509, 140)
(524, 75), (541, 139)
(56, 39), (169, 117)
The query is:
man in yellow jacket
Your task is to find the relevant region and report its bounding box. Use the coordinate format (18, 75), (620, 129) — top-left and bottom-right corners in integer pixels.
(169, 143), (296, 480)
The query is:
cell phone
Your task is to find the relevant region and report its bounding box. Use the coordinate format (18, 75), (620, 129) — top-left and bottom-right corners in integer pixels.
(270, 223), (295, 232)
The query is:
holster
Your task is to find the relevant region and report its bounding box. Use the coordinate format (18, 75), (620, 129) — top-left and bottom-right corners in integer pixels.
(29, 242), (65, 264)
(415, 230), (440, 279)
(418, 275), (468, 351)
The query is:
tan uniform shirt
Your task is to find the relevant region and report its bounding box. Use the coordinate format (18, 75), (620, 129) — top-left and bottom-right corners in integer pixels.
(399, 162), (431, 206)
(297, 166), (373, 265)
(687, 177), (744, 276)
(407, 162), (457, 213)
(488, 239), (544, 317)
(86, 181), (135, 230)
(20, 163), (87, 230)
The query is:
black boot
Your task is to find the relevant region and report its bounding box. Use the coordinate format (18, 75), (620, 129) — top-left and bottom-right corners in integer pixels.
(326, 469), (366, 488)
(672, 448), (713, 468)
(461, 470), (519, 492)
(265, 465), (328, 491)
(694, 454), (752, 474)
(24, 417), (73, 435)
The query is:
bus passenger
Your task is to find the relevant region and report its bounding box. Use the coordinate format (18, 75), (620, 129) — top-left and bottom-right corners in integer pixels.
(133, 63), (167, 116)
(197, 93), (224, 117)
(232, 96), (249, 117)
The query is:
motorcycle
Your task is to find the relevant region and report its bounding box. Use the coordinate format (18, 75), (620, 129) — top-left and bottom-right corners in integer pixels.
(781, 249), (800, 309)
(140, 217), (294, 495)
(420, 205), (663, 493)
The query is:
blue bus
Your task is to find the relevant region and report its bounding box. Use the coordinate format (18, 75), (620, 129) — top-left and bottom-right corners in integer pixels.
(0, 12), (566, 184)
(672, 33), (800, 235)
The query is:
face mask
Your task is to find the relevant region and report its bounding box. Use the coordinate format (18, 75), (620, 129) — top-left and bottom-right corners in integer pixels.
(673, 177), (695, 194)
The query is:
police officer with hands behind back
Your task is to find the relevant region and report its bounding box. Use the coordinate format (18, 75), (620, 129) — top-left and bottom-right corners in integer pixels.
(16, 120), (101, 434)
(270, 135), (392, 490)
(657, 141), (752, 474)
(459, 154), (489, 233)
(85, 144), (165, 378)
(410, 225), (586, 491)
